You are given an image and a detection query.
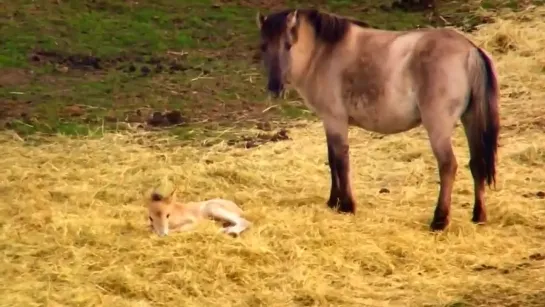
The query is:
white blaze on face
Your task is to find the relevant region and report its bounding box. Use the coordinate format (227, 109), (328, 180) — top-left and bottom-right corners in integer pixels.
(160, 224), (169, 236)
(151, 216), (169, 237)
(149, 213), (168, 237)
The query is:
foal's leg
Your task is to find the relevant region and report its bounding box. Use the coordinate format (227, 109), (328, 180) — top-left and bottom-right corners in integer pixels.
(323, 117), (356, 213)
(461, 115), (487, 224)
(207, 204), (251, 236)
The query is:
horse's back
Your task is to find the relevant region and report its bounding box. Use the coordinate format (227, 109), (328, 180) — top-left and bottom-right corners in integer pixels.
(408, 28), (475, 94)
(404, 28), (478, 127)
(334, 26), (476, 134)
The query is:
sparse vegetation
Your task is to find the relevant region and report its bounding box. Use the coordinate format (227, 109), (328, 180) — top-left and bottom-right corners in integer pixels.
(1, 1), (545, 306)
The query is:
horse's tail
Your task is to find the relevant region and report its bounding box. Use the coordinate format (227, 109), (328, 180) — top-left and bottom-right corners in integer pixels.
(467, 46), (500, 188)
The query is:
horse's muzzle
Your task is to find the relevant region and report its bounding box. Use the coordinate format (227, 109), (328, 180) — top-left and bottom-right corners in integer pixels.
(267, 79), (283, 98)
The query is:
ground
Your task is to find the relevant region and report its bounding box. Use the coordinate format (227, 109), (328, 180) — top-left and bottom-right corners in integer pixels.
(0, 0), (522, 143)
(1, 1), (545, 306)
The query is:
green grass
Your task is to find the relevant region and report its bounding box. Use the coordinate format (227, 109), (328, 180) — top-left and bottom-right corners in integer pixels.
(0, 0), (537, 138)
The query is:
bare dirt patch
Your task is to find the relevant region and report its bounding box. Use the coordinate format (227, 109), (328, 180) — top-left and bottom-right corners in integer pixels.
(390, 0), (436, 12)
(0, 100), (33, 123)
(29, 49), (191, 75)
(0, 68), (31, 87)
(30, 50), (102, 70)
(216, 0), (288, 10)
(226, 127), (290, 148)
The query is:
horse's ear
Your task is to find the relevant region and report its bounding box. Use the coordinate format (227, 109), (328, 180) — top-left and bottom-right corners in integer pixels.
(256, 11), (266, 29)
(286, 10), (298, 29)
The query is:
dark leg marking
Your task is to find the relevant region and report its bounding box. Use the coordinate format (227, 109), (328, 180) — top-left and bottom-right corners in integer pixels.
(326, 142), (340, 209)
(327, 133), (356, 214)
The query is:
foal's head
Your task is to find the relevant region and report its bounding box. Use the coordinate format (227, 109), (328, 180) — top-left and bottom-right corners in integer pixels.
(147, 188), (176, 237)
(256, 9), (367, 97)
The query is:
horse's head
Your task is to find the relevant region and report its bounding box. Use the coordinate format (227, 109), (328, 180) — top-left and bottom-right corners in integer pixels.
(256, 9), (361, 98)
(256, 9), (302, 97)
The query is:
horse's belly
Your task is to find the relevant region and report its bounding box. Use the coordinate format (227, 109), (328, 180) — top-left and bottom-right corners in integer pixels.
(346, 97), (421, 134)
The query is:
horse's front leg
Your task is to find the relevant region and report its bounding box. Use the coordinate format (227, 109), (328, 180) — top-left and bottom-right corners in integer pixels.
(326, 141), (340, 209)
(323, 117), (357, 214)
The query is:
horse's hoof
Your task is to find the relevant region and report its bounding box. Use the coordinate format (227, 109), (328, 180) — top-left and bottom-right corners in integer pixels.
(430, 219), (449, 231)
(339, 207), (356, 214)
(471, 217), (487, 225)
(220, 225), (244, 237)
(338, 199), (356, 214)
(471, 212), (487, 225)
(327, 199), (339, 209)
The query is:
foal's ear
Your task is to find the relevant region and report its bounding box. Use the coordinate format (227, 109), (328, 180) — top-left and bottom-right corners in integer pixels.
(286, 10), (298, 29)
(256, 11), (266, 29)
(162, 187), (177, 204)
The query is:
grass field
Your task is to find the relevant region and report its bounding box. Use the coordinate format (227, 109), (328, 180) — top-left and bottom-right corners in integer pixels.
(2, 1), (545, 306)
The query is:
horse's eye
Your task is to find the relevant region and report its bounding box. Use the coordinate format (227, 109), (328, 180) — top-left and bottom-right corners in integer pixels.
(166, 214), (170, 219)
(284, 42), (292, 50)
(260, 43), (267, 52)
(149, 216), (153, 222)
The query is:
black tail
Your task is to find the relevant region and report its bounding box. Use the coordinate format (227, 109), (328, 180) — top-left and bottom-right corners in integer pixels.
(470, 47), (500, 188)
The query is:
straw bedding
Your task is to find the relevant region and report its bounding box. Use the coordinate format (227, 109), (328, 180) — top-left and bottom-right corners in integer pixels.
(1, 7), (545, 307)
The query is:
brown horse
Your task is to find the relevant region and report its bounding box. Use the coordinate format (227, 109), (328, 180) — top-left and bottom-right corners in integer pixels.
(255, 8), (500, 231)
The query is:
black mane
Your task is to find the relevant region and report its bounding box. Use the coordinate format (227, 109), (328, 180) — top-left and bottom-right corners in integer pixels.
(261, 8), (370, 45)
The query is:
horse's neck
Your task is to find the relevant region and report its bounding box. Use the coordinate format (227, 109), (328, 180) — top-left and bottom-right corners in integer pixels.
(290, 44), (331, 90)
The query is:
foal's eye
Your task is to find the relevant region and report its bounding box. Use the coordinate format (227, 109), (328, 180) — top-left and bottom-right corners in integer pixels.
(149, 216), (153, 222)
(166, 214), (170, 219)
(260, 43), (267, 52)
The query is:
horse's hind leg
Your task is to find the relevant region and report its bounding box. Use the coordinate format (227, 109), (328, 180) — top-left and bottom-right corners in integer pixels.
(421, 104), (461, 231)
(461, 114), (487, 224)
(427, 130), (457, 231)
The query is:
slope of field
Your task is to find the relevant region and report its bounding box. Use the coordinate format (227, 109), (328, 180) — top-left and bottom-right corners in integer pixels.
(2, 6), (545, 307)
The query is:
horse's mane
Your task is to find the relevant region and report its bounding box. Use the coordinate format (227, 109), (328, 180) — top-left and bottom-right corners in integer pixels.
(261, 8), (370, 45)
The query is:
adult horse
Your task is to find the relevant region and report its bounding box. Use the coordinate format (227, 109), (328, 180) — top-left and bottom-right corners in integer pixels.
(255, 8), (499, 231)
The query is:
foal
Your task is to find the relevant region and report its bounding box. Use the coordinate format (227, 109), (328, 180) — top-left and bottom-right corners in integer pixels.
(147, 188), (252, 237)
(255, 9), (499, 231)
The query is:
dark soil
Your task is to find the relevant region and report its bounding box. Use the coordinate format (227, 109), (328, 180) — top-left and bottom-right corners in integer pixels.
(1, 0), (519, 139)
(0, 68), (31, 87)
(29, 50), (192, 75)
(390, 0), (436, 12)
(226, 128), (290, 148)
